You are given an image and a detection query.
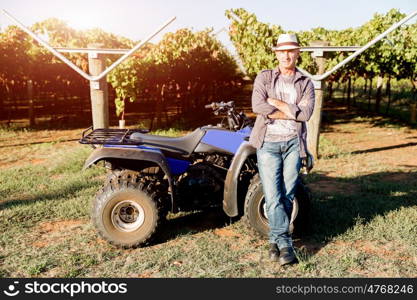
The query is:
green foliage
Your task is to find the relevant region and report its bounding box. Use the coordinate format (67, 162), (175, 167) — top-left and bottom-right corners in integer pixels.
(1, 19), (240, 118)
(0, 18), (135, 110)
(225, 8), (282, 78)
(107, 28), (240, 117)
(225, 8), (417, 86)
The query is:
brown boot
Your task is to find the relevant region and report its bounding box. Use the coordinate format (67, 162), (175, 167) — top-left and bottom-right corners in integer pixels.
(279, 247), (298, 266)
(268, 243), (280, 262)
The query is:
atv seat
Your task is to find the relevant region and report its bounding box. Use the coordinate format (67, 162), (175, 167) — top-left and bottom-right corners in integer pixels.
(130, 128), (205, 155)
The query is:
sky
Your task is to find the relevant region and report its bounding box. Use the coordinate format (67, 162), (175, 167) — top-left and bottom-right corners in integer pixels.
(1, 0), (416, 53)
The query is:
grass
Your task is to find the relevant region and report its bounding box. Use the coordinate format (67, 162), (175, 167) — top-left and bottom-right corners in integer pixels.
(0, 108), (416, 278)
(151, 127), (187, 137)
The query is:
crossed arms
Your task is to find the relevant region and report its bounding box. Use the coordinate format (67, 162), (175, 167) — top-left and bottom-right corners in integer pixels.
(266, 98), (293, 120)
(251, 72), (315, 122)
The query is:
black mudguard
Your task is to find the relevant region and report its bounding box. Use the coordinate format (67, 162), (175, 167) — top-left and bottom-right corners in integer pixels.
(223, 141), (256, 217)
(83, 147), (174, 209)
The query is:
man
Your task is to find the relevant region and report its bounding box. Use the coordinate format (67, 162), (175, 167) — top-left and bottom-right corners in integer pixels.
(249, 33), (315, 266)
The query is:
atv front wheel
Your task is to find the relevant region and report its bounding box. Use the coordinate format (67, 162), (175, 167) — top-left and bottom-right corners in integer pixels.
(92, 171), (164, 248)
(244, 174), (311, 237)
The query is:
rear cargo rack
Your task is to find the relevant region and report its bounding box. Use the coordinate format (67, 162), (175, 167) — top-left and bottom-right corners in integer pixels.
(79, 127), (149, 145)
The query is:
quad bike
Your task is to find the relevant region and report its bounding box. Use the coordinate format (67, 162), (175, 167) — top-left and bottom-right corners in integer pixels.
(80, 101), (312, 248)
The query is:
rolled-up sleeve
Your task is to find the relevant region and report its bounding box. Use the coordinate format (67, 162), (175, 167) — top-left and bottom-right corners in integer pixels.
(287, 80), (315, 122)
(251, 72), (277, 116)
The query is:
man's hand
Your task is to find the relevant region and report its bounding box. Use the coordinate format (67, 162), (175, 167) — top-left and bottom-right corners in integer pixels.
(267, 98), (292, 118)
(267, 98), (281, 108)
(268, 110), (290, 120)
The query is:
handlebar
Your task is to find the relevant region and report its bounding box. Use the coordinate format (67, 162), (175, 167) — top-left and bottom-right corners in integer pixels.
(204, 101), (235, 110)
(203, 100), (252, 131)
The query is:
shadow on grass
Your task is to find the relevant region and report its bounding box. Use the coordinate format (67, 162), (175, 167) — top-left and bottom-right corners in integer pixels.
(299, 170), (417, 254)
(153, 208), (230, 245)
(0, 179), (99, 211)
(322, 141), (417, 159)
(349, 142), (417, 155)
(0, 139), (80, 149)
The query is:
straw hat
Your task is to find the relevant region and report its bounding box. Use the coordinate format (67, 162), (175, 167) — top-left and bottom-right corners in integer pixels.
(272, 34), (300, 51)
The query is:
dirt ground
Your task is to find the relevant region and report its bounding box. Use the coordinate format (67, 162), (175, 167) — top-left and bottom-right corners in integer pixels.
(311, 105), (417, 190)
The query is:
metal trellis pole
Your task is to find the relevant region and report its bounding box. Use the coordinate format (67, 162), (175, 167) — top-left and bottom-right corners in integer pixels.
(1, 9), (176, 128)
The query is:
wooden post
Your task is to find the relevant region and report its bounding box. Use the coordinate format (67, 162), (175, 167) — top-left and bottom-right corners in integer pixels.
(88, 43), (109, 129)
(364, 77), (367, 94)
(347, 77), (351, 107)
(27, 80), (35, 126)
(385, 76), (391, 115)
(307, 41), (328, 160)
(411, 103), (417, 124)
(375, 75), (384, 113)
(0, 84), (5, 120)
(367, 77), (373, 111)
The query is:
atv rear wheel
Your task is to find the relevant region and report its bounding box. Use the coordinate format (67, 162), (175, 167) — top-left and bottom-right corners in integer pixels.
(244, 174), (311, 238)
(92, 170), (164, 248)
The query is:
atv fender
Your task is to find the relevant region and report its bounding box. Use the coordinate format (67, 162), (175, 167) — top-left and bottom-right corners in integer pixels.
(83, 147), (174, 208)
(223, 141), (256, 217)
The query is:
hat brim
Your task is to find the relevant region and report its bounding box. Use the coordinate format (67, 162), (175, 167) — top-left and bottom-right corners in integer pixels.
(272, 45), (300, 51)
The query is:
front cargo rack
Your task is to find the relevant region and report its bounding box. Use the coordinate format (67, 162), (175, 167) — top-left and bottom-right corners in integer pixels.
(79, 126), (149, 145)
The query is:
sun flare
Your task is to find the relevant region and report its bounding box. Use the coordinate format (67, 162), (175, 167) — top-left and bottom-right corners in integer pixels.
(67, 13), (103, 30)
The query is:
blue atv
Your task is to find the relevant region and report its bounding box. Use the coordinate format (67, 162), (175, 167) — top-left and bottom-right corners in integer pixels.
(80, 101), (312, 248)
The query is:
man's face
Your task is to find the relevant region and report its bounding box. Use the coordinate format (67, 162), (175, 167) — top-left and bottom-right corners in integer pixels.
(275, 49), (300, 69)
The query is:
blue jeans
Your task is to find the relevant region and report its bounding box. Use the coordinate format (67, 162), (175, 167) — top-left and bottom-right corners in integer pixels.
(256, 137), (301, 250)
